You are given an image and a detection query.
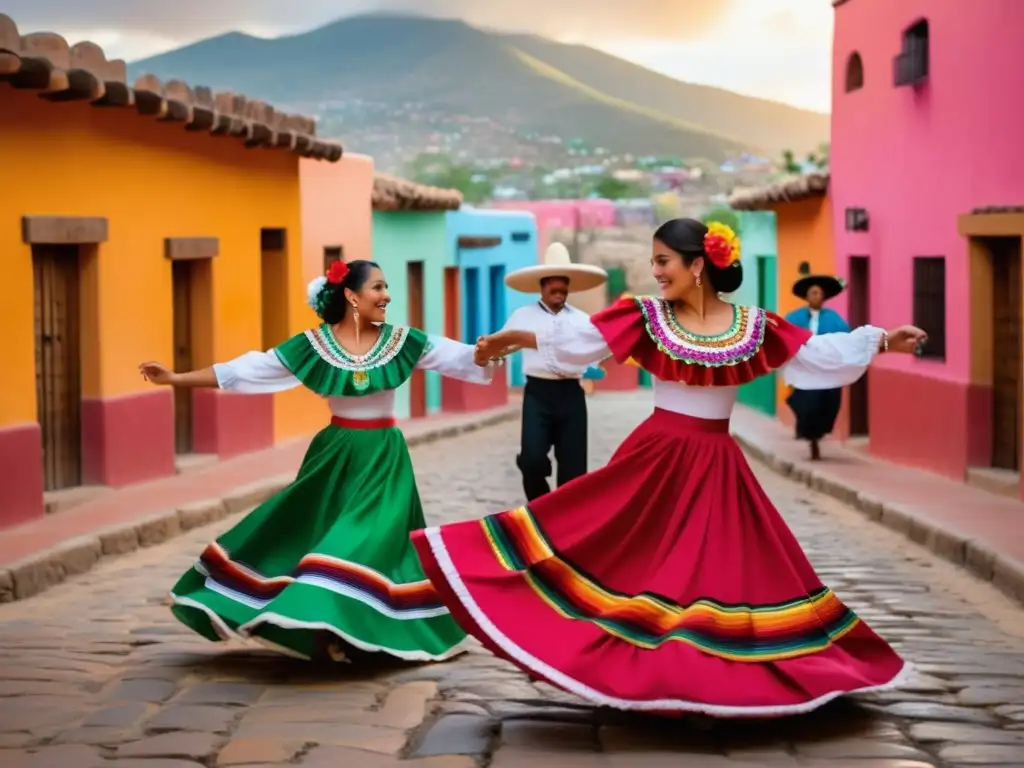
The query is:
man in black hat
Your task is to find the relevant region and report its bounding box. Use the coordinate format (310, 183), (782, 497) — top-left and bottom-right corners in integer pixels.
(785, 271), (850, 460)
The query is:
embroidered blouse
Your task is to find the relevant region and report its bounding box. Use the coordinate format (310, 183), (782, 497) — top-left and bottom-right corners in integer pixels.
(537, 296), (884, 420)
(211, 324), (491, 420)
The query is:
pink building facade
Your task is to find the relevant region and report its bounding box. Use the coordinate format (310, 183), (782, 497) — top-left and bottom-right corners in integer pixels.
(831, 0), (1024, 495)
(491, 199), (617, 258)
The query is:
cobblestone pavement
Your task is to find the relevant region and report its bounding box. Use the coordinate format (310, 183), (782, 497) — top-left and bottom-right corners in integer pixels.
(2, 392), (1024, 768)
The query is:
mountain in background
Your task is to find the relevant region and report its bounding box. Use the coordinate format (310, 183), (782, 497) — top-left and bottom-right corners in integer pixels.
(130, 14), (829, 169)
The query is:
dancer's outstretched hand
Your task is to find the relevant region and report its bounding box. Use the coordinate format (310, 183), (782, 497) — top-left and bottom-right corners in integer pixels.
(474, 334), (505, 364)
(885, 325), (928, 354)
(139, 361), (175, 385)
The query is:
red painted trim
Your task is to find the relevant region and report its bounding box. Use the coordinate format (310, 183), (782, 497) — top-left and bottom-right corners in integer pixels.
(0, 423), (44, 528)
(192, 389), (274, 458)
(441, 373), (509, 413)
(868, 367), (969, 481)
(81, 390), (176, 487)
(594, 361), (639, 391)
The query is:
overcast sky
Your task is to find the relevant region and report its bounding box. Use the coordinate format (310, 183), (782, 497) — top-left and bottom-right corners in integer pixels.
(2, 0), (835, 112)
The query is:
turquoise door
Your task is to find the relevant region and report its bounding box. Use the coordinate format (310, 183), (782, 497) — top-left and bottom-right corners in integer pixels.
(738, 255), (778, 415)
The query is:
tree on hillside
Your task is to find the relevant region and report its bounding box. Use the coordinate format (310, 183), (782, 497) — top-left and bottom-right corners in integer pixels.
(806, 143), (829, 171)
(701, 208), (741, 234)
(780, 149), (802, 174)
(594, 175), (633, 200)
(406, 153), (494, 204)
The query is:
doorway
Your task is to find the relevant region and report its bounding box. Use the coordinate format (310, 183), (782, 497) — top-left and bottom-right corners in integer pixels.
(444, 266), (461, 340)
(488, 265), (506, 334)
(260, 229), (289, 350)
(172, 260), (196, 454)
(33, 245), (83, 491)
(463, 267), (480, 341)
(991, 237), (1022, 470)
(847, 256), (871, 436)
(407, 261), (426, 418)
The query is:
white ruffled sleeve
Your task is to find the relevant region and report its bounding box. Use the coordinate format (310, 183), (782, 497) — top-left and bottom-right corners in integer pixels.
(212, 350), (301, 394)
(783, 326), (885, 389)
(417, 335), (494, 384)
(536, 318), (614, 373)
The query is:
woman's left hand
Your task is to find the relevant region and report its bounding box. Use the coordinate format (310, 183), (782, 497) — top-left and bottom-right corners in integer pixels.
(885, 325), (928, 354)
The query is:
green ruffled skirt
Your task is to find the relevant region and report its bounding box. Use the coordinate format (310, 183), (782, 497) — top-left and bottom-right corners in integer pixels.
(169, 421), (469, 661)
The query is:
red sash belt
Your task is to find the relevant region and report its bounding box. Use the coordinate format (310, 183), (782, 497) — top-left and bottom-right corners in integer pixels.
(330, 415), (397, 430)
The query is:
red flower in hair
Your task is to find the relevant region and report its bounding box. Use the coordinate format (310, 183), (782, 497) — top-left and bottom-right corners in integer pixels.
(703, 222), (741, 269)
(327, 260), (350, 284)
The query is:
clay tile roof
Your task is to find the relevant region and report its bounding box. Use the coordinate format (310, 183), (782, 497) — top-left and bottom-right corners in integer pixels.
(728, 171), (830, 211)
(371, 173), (463, 212)
(0, 13), (342, 162)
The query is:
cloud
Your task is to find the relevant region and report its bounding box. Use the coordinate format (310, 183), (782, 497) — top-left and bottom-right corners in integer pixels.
(2, 0), (736, 47)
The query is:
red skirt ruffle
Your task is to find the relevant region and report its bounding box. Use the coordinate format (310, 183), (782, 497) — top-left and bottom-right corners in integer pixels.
(412, 408), (908, 717)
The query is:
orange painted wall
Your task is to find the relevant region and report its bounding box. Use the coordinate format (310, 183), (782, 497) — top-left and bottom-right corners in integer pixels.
(272, 153), (376, 441)
(0, 86), (302, 428)
(768, 195), (843, 429)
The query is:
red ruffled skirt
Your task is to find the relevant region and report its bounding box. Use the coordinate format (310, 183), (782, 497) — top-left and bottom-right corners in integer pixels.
(412, 408), (908, 717)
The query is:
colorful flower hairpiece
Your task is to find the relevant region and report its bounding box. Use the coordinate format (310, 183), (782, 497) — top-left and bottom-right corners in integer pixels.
(306, 261), (351, 318)
(704, 222), (741, 269)
(327, 259), (350, 284)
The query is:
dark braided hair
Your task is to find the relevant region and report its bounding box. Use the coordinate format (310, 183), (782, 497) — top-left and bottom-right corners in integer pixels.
(310, 260), (381, 324)
(653, 218), (744, 294)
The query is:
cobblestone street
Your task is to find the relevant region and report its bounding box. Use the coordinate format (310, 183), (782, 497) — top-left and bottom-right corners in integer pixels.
(2, 392), (1024, 767)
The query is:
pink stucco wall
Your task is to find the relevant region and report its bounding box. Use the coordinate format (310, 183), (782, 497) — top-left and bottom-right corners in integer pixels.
(299, 152), (374, 282)
(831, 0), (1024, 383)
(491, 199), (617, 260)
(831, 0), (1024, 481)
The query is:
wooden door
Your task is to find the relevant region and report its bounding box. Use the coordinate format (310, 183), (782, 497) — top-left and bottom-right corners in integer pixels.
(407, 261), (426, 418)
(33, 245), (83, 491)
(847, 256), (871, 436)
(172, 260), (194, 454)
(992, 238), (1021, 470)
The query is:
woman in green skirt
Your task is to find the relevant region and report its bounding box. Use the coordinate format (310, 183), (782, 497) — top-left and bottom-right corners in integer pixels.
(138, 259), (495, 663)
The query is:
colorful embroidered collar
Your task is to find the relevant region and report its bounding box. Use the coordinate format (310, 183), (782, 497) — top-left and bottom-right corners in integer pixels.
(589, 296), (811, 387)
(635, 297), (766, 368)
(305, 323), (408, 371)
(275, 324), (428, 396)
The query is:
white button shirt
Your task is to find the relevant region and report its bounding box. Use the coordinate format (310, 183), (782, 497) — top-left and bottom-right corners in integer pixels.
(502, 301), (594, 380)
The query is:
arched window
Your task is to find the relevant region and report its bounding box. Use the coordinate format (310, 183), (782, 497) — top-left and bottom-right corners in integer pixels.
(845, 52), (864, 92)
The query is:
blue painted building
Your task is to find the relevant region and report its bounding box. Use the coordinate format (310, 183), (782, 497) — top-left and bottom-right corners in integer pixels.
(445, 207), (538, 389)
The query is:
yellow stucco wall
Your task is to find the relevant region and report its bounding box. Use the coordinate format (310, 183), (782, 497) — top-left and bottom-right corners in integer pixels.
(0, 87), (313, 437)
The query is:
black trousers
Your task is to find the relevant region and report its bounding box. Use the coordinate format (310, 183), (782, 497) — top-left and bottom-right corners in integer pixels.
(517, 377), (588, 501)
(787, 387), (843, 441)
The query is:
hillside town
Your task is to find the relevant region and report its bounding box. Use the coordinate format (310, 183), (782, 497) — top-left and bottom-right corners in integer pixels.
(2, 3), (1024, 768)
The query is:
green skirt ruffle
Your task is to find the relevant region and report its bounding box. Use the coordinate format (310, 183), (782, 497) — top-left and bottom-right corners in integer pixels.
(169, 421), (468, 661)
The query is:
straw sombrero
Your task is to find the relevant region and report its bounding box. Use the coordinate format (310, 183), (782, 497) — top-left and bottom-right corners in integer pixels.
(505, 242), (608, 294)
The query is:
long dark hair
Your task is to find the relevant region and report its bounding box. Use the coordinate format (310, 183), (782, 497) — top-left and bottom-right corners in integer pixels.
(318, 260), (381, 324)
(653, 218), (743, 294)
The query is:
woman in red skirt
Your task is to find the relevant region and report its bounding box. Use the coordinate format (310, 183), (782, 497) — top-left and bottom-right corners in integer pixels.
(412, 218), (926, 718)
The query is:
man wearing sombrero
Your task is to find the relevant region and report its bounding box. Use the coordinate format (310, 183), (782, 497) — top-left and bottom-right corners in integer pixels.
(500, 242), (608, 500)
(785, 268), (850, 460)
